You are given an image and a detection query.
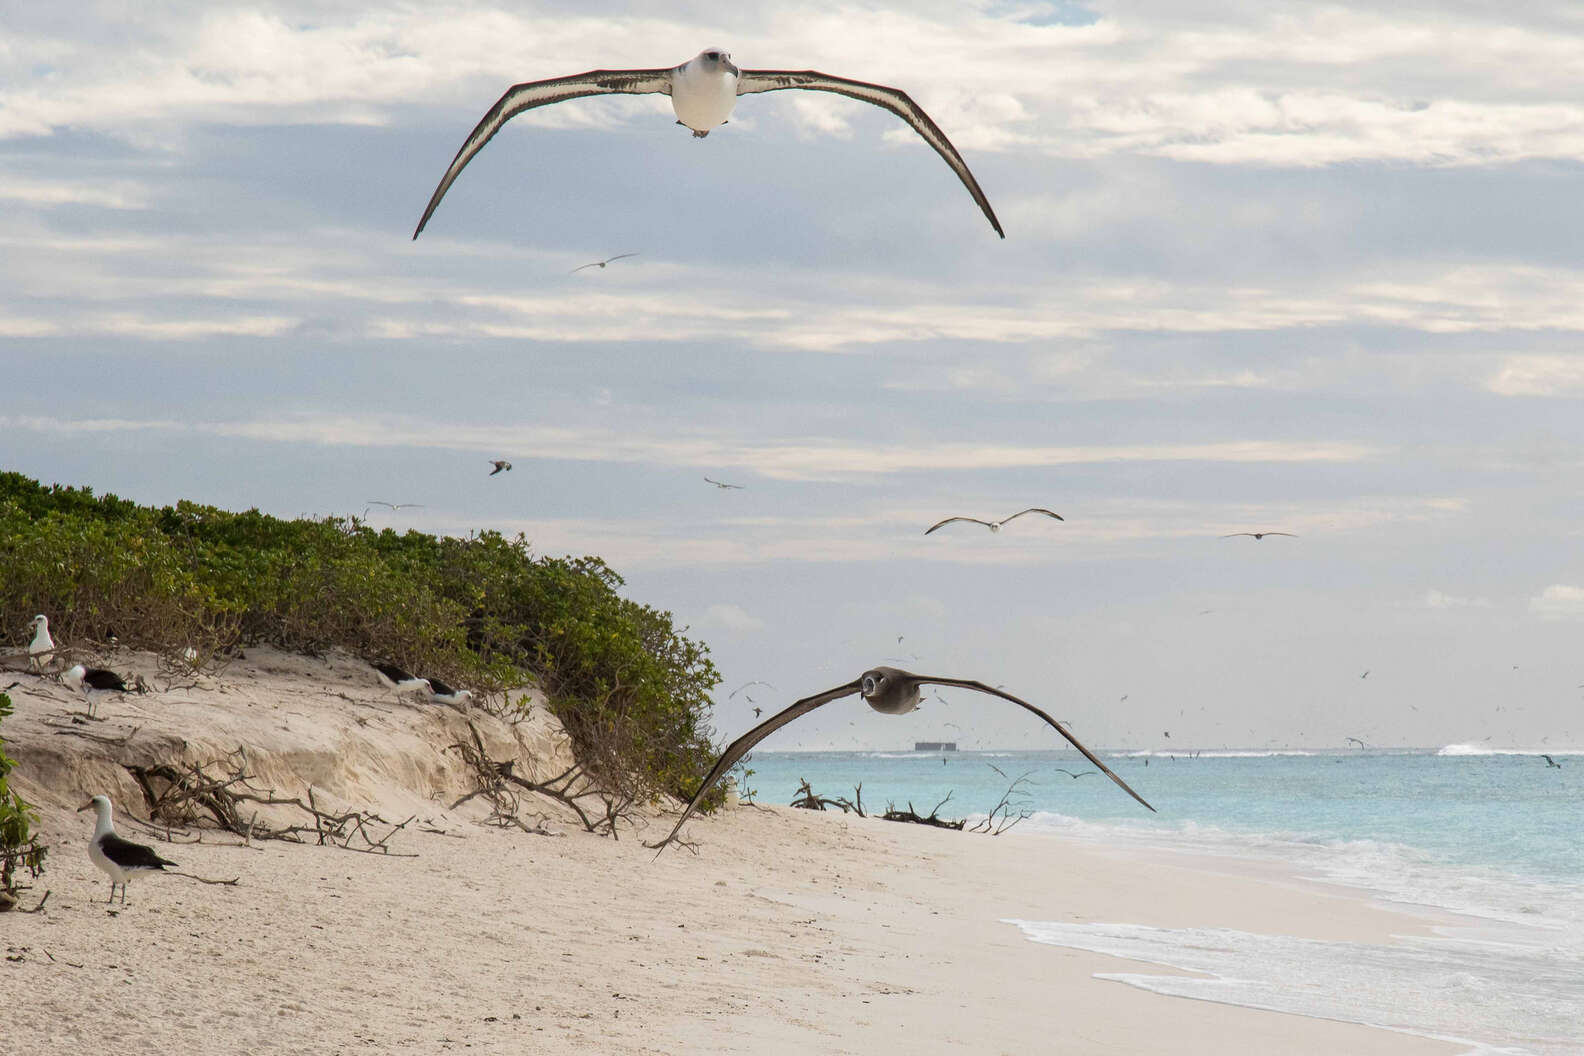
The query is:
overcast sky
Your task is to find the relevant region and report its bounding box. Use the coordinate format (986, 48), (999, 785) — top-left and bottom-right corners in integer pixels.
(4, 1), (1583, 752)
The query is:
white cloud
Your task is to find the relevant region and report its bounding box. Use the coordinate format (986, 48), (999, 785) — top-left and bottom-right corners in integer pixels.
(1487, 355), (1584, 397)
(702, 603), (765, 632)
(1422, 589), (1490, 610)
(1528, 584), (1584, 620)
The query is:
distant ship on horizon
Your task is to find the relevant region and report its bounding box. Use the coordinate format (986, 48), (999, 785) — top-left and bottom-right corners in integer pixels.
(914, 741), (958, 752)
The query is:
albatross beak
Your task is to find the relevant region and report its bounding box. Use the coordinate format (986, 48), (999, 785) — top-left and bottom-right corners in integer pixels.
(76, 800), (93, 812)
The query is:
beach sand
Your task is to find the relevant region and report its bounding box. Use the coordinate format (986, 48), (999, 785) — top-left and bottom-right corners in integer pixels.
(3, 650), (1458, 1054)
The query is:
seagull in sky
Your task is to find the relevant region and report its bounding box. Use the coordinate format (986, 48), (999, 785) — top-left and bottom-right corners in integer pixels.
(925, 508), (1063, 535)
(649, 665), (1153, 853)
(489, 460), (513, 476)
(365, 501), (424, 513)
(704, 476), (744, 490)
(1221, 531), (1297, 540)
(412, 48), (1003, 239)
(1052, 768), (1096, 779)
(571, 252), (639, 274)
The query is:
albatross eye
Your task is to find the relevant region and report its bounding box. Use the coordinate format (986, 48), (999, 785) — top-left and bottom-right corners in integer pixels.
(862, 674), (880, 695)
(705, 51), (719, 60)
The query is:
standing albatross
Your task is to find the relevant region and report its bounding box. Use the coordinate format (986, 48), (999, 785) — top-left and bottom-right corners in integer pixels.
(649, 666), (1153, 853)
(78, 794), (176, 903)
(413, 48), (1003, 239)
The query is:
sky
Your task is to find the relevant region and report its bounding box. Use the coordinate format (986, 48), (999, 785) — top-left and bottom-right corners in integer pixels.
(3, 1), (1583, 754)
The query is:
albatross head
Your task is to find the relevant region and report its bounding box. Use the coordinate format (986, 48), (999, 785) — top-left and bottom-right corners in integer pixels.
(696, 47), (739, 76)
(860, 666), (922, 716)
(77, 794), (113, 824)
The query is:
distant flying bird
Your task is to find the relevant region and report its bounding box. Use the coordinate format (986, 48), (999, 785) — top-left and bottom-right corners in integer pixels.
(412, 49), (1003, 240)
(62, 664), (130, 717)
(1542, 754), (1561, 768)
(79, 794), (176, 903)
(365, 501), (424, 514)
(26, 614), (54, 672)
(704, 476), (744, 490)
(489, 460), (512, 476)
(649, 665), (1154, 853)
(1221, 532), (1297, 540)
(728, 680), (775, 699)
(571, 252), (638, 274)
(1052, 768), (1096, 779)
(1361, 670), (1370, 679)
(1345, 737), (1367, 749)
(752, 707), (762, 718)
(925, 508), (1063, 535)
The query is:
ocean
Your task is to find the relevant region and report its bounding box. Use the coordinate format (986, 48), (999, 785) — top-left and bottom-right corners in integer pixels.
(743, 746), (1583, 1055)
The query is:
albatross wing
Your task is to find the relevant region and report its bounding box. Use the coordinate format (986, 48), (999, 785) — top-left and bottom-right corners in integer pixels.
(650, 679), (862, 853)
(919, 676), (1155, 812)
(414, 68), (675, 239)
(736, 69), (1004, 238)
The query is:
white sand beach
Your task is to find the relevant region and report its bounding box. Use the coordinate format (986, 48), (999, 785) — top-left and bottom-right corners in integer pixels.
(3, 651), (1458, 1055)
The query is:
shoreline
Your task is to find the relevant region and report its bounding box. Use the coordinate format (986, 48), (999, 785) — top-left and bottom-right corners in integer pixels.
(8, 802), (1462, 1055)
(2, 653), (1465, 1053)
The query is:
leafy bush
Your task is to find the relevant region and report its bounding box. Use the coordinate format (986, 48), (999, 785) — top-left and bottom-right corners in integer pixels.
(0, 692), (47, 892)
(0, 472), (720, 802)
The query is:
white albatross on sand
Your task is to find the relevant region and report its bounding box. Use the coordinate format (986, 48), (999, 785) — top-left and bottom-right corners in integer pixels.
(78, 794), (176, 903)
(62, 663), (130, 717)
(413, 48), (1003, 239)
(27, 614), (54, 672)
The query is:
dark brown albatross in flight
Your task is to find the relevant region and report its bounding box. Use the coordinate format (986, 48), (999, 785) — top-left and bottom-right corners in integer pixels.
(412, 48), (1003, 240)
(649, 666), (1154, 854)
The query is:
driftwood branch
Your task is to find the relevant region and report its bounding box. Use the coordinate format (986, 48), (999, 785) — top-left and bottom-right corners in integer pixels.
(123, 746), (416, 856)
(446, 722), (559, 836)
(790, 778), (867, 816)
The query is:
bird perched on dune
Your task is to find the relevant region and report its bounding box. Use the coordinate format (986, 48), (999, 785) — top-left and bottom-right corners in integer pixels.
(26, 614), (54, 672)
(412, 48), (1003, 240)
(424, 677), (474, 708)
(78, 794), (176, 903)
(372, 662), (430, 696)
(649, 666), (1152, 853)
(62, 664), (131, 718)
(925, 508), (1063, 535)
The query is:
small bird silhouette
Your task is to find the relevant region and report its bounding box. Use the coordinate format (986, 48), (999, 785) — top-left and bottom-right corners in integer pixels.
(1221, 531), (1297, 540)
(704, 476), (744, 490)
(1542, 754), (1561, 768)
(571, 252), (639, 274)
(489, 460), (512, 476)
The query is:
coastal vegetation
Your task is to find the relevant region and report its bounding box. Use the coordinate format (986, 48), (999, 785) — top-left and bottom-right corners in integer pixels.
(0, 472), (721, 806)
(0, 691), (47, 895)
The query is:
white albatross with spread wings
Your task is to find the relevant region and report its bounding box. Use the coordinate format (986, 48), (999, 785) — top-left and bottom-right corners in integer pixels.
(648, 666), (1153, 854)
(412, 48), (1003, 239)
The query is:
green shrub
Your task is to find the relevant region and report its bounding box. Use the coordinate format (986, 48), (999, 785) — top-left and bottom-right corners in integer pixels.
(0, 692), (47, 892)
(0, 472), (720, 803)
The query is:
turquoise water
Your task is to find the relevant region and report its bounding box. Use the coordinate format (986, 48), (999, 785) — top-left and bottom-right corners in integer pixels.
(743, 746), (1584, 1055)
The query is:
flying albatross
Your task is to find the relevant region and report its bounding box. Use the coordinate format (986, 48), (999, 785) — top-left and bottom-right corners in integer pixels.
(649, 666), (1153, 853)
(1221, 531), (1297, 540)
(413, 48), (1003, 239)
(925, 508), (1063, 535)
(78, 794), (177, 903)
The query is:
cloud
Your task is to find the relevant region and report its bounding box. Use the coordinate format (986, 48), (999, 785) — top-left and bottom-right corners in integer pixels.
(1422, 589), (1490, 610)
(701, 603), (764, 632)
(0, 414), (1376, 480)
(1528, 584), (1584, 619)
(1487, 355), (1584, 397)
(8, 3), (1584, 169)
